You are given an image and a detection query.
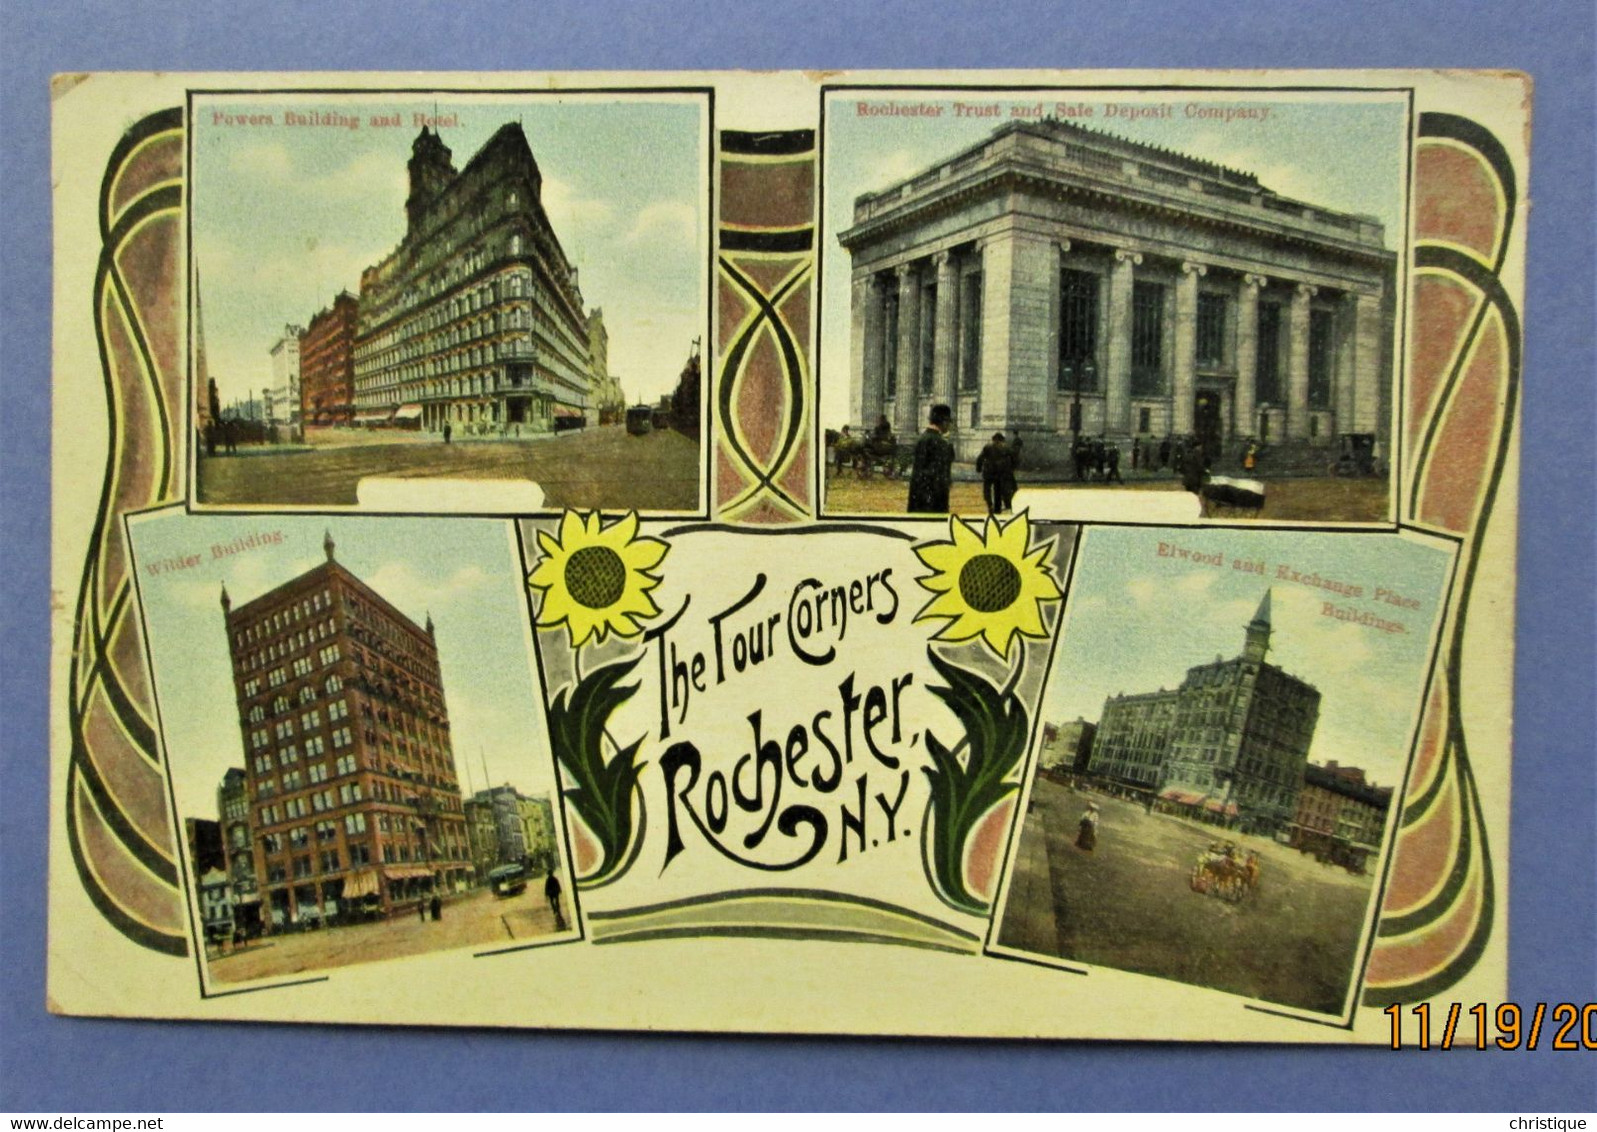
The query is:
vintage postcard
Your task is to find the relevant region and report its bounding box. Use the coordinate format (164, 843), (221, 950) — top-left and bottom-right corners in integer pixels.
(49, 69), (1524, 1042)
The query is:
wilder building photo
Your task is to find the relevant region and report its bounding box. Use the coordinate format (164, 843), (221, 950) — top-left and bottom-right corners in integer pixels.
(820, 90), (1406, 522)
(991, 525), (1453, 1018)
(190, 92), (708, 512)
(128, 515), (574, 986)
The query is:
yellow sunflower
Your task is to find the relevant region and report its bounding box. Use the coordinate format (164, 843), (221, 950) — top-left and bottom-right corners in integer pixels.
(528, 510), (669, 647)
(913, 512), (1063, 658)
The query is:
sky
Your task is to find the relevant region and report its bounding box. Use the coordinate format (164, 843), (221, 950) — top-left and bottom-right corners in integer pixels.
(817, 87), (1411, 427)
(128, 512), (555, 820)
(1042, 526), (1453, 789)
(191, 91), (707, 409)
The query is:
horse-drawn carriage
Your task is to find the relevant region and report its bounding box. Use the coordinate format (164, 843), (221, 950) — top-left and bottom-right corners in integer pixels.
(1189, 841), (1261, 904)
(828, 426), (912, 479)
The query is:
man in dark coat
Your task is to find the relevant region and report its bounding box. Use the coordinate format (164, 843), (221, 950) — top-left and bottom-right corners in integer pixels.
(975, 432), (1016, 515)
(906, 404), (955, 514)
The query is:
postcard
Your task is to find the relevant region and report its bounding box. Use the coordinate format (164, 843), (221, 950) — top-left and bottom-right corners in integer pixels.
(49, 68), (1524, 1042)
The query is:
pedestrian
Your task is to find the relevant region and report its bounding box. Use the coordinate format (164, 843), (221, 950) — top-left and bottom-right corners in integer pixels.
(1105, 441), (1123, 483)
(417, 899), (426, 922)
(906, 404), (954, 514)
(430, 894), (442, 921)
(1132, 437), (1142, 471)
(544, 870), (566, 931)
(1159, 434), (1172, 471)
(1243, 440), (1258, 474)
(975, 432), (1015, 515)
(1076, 804), (1100, 852)
(442, 421), (452, 444)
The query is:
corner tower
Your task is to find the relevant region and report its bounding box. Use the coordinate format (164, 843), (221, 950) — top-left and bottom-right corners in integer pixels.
(1242, 589), (1272, 663)
(406, 127), (457, 232)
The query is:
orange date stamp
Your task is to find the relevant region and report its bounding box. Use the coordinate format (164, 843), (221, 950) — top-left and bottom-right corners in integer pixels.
(1385, 1002), (1597, 1051)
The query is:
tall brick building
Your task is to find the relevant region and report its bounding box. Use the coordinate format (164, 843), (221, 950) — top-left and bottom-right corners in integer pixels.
(352, 124), (593, 433)
(300, 291), (358, 426)
(838, 117), (1397, 467)
(1086, 591), (1321, 834)
(221, 532), (473, 927)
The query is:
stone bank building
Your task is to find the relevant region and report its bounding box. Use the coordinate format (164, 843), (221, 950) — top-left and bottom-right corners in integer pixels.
(838, 118), (1398, 466)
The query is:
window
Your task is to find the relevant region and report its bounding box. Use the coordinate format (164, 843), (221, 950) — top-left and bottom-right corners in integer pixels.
(328, 699), (348, 722)
(275, 720), (295, 741)
(320, 849), (341, 873)
(332, 727), (353, 749)
(1057, 269), (1100, 390)
(336, 753), (357, 776)
(1138, 407), (1152, 434)
(258, 804), (279, 826)
(273, 695), (290, 715)
(1130, 281), (1165, 395)
(959, 273), (982, 392)
(278, 744), (299, 766)
(1308, 308), (1335, 409)
(262, 833), (283, 854)
(301, 710), (321, 732)
(243, 678), (261, 697)
(316, 820), (337, 842)
(298, 685), (316, 705)
(268, 667), (287, 689)
(293, 856), (313, 879)
(339, 782), (363, 805)
(282, 770), (303, 791)
(349, 843), (371, 866)
(293, 657), (313, 678)
(1197, 292), (1228, 367)
(324, 675), (343, 695)
(253, 754), (272, 775)
(344, 813), (368, 835)
(319, 645), (341, 667)
(290, 826), (310, 849)
(256, 778), (277, 799)
(285, 797), (308, 819)
(247, 705), (265, 723)
(1256, 302), (1283, 403)
(309, 763), (328, 784)
(251, 729), (268, 751)
(305, 736), (325, 758)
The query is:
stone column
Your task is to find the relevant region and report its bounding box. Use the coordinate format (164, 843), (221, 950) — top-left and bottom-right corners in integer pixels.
(1286, 283), (1317, 440)
(1335, 292), (1359, 433)
(1352, 290), (1384, 434)
(850, 273), (885, 427)
(932, 250), (959, 408)
(894, 262), (922, 437)
(1173, 261), (1206, 435)
(1105, 248), (1141, 437)
(1235, 274), (1266, 436)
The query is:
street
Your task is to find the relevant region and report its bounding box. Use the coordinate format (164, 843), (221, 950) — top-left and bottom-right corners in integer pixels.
(996, 776), (1378, 1015)
(825, 467), (1390, 523)
(196, 424), (700, 510)
(206, 886), (571, 984)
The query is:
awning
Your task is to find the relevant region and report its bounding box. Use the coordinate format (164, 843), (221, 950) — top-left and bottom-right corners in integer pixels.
(394, 404), (423, 421)
(382, 866), (435, 881)
(1202, 799), (1240, 817)
(353, 410), (394, 424)
(552, 405), (585, 419)
(1158, 789), (1206, 806)
(341, 869), (380, 899)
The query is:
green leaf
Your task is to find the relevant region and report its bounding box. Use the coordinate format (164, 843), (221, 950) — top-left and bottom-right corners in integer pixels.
(919, 649), (1031, 915)
(547, 654), (645, 888)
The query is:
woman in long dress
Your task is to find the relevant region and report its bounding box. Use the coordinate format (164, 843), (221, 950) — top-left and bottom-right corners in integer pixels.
(1076, 804), (1099, 852)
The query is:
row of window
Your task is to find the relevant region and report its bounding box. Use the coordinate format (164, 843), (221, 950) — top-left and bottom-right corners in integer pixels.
(234, 590), (335, 651)
(237, 618), (338, 674)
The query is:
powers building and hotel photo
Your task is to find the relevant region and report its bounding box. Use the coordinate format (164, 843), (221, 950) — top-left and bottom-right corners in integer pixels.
(834, 112), (1399, 504)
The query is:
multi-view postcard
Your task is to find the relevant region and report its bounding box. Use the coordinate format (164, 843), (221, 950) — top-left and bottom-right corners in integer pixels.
(49, 69), (1524, 1042)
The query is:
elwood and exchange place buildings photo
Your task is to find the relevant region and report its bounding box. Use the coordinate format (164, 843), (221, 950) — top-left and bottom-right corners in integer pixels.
(838, 115), (1398, 474)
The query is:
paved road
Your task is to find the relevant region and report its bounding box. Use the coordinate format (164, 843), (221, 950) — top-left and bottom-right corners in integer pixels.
(207, 886), (571, 984)
(197, 425), (700, 510)
(997, 777), (1377, 1014)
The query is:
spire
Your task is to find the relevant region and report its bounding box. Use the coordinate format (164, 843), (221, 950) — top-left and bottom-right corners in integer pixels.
(425, 611), (435, 635)
(219, 583), (231, 612)
(1243, 589), (1272, 663)
(324, 529), (336, 562)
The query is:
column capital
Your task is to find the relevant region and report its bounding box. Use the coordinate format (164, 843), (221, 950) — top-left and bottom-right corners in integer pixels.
(1242, 273), (1269, 289)
(1114, 248), (1143, 266)
(1180, 261), (1208, 277)
(895, 262), (918, 282)
(1295, 282), (1319, 300)
(1055, 238), (1073, 255)
(932, 249), (953, 270)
